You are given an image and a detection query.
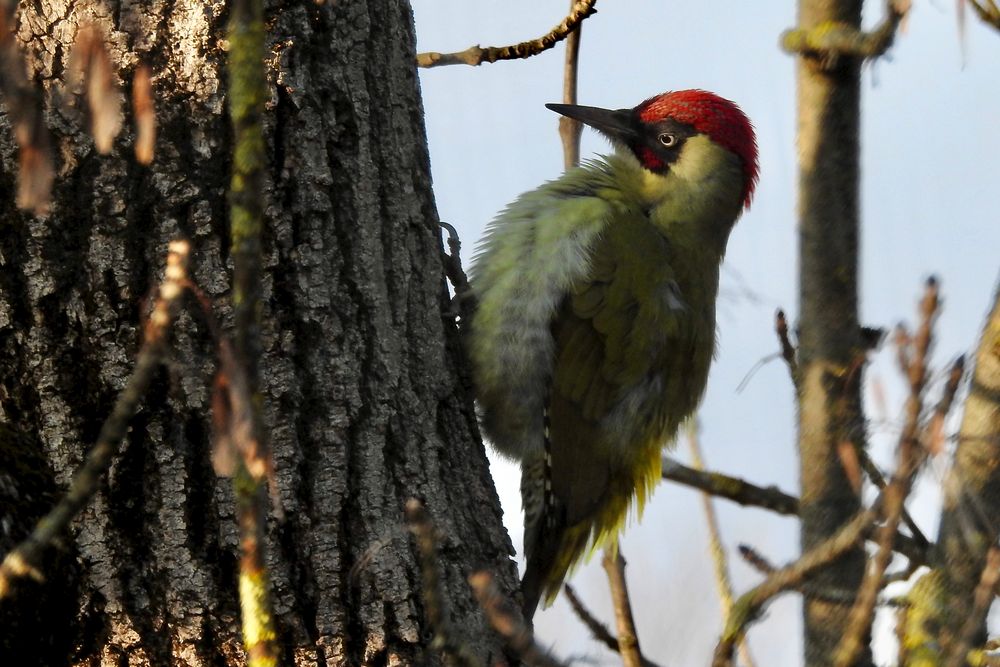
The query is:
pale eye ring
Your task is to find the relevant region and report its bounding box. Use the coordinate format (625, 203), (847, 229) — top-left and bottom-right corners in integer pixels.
(657, 132), (677, 148)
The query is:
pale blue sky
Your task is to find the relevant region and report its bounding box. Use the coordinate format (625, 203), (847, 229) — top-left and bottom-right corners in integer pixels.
(413, 2), (1000, 664)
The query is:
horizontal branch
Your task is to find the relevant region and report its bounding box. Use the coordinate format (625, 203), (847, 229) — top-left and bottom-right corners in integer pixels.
(416, 0), (597, 68)
(662, 455), (930, 566)
(781, 0), (910, 63)
(662, 455), (799, 515)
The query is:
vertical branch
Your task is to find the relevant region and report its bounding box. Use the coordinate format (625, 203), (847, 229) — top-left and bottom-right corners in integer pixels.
(601, 551), (644, 667)
(687, 423), (758, 667)
(558, 0), (583, 170)
(790, 0), (869, 664)
(227, 0), (278, 664)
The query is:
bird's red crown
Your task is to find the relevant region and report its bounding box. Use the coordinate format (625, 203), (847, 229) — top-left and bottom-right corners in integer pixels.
(636, 90), (759, 209)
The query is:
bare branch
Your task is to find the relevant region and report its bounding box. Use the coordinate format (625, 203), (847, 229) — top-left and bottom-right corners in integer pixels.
(775, 309), (799, 386)
(712, 509), (877, 667)
(967, 0), (1000, 32)
(469, 572), (568, 667)
(662, 455), (799, 516)
(563, 584), (665, 667)
(558, 0), (584, 170)
(925, 355), (966, 456)
(0, 241), (190, 597)
(602, 550), (645, 667)
(835, 278), (940, 667)
(564, 585), (619, 652)
(416, 1), (597, 69)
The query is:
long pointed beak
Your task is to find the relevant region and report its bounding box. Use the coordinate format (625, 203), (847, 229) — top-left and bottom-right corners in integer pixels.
(545, 104), (638, 144)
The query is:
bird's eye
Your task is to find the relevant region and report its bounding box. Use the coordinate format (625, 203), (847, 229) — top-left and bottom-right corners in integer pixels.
(657, 132), (677, 148)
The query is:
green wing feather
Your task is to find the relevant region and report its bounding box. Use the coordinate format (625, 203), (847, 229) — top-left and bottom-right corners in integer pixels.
(524, 212), (715, 610)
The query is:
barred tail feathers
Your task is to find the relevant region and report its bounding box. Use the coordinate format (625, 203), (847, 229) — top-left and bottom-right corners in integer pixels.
(520, 438), (663, 619)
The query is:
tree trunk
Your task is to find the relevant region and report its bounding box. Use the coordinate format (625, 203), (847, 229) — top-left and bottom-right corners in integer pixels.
(0, 1), (519, 665)
(794, 1), (871, 665)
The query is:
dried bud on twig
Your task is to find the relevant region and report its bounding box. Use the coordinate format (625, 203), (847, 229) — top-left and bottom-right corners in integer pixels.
(132, 64), (155, 164)
(70, 25), (122, 154)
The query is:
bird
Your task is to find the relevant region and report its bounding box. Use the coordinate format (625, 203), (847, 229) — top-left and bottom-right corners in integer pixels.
(467, 89), (759, 618)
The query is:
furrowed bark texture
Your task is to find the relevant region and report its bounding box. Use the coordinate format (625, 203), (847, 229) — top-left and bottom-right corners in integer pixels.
(795, 1), (871, 665)
(0, 1), (518, 665)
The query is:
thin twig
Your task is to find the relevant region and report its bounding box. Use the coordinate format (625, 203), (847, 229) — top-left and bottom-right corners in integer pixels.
(687, 423), (758, 667)
(662, 455), (799, 516)
(968, 0), (1000, 31)
(563, 585), (619, 652)
(558, 0), (583, 170)
(739, 543), (915, 608)
(712, 509), (877, 667)
(602, 550), (645, 667)
(563, 585), (664, 667)
(405, 499), (482, 667)
(0, 241), (190, 597)
(835, 278), (939, 667)
(469, 572), (568, 667)
(416, 1), (597, 68)
(924, 355), (965, 456)
(857, 450), (929, 550)
(775, 309), (798, 386)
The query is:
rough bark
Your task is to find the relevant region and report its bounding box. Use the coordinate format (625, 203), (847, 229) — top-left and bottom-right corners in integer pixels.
(794, 0), (871, 665)
(0, 1), (518, 665)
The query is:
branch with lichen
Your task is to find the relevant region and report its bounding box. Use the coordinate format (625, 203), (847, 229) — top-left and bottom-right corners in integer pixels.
(227, 0), (279, 663)
(416, 0), (597, 68)
(780, 0), (910, 65)
(0, 241), (190, 598)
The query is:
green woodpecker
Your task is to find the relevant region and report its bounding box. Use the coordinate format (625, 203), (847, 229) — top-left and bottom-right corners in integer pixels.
(468, 90), (759, 617)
